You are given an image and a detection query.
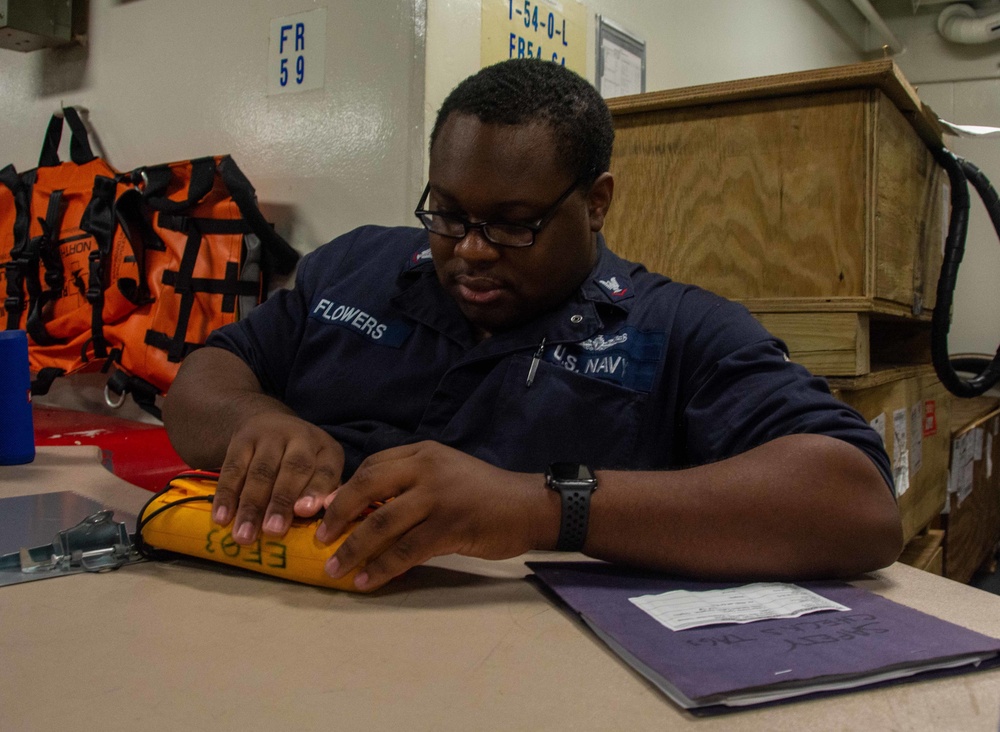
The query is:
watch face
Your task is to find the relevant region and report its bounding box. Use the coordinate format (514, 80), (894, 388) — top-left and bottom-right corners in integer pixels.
(549, 463), (596, 483)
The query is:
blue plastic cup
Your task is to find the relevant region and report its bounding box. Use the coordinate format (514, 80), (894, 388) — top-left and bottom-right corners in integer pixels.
(0, 330), (35, 465)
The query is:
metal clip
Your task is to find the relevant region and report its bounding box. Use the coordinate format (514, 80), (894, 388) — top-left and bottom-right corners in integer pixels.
(103, 383), (127, 409)
(19, 510), (135, 575)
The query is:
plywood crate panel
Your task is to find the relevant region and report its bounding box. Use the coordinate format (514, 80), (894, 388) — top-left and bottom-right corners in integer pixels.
(828, 366), (951, 543)
(943, 398), (1000, 583)
(898, 529), (944, 575)
(752, 312), (932, 377)
(605, 61), (946, 376)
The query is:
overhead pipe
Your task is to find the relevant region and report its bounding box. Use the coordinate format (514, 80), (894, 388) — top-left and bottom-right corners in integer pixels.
(938, 3), (1000, 44)
(848, 0), (905, 55)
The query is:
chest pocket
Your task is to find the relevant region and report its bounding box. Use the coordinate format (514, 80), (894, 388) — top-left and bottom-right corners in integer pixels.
(547, 327), (665, 390)
(474, 353), (648, 472)
(293, 290), (429, 433)
(307, 295), (413, 347)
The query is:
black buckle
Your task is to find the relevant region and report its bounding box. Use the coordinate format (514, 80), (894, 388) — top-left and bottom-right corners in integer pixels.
(5, 255), (32, 270)
(86, 250), (103, 303)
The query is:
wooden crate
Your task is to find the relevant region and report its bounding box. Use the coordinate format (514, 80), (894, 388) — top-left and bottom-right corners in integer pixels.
(753, 313), (931, 378)
(942, 397), (1000, 583)
(605, 61), (946, 376)
(828, 366), (951, 543)
(898, 529), (944, 575)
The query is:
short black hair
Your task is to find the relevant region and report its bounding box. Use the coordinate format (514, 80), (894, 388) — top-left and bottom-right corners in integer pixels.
(430, 59), (614, 183)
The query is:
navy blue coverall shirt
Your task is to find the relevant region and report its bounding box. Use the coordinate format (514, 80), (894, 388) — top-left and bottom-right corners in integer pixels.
(207, 226), (893, 490)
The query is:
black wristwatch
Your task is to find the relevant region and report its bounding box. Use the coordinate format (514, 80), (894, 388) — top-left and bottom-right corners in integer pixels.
(545, 463), (598, 552)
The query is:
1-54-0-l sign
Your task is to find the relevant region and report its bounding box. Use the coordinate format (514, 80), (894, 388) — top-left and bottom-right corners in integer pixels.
(268, 8), (327, 96)
(481, 0), (586, 75)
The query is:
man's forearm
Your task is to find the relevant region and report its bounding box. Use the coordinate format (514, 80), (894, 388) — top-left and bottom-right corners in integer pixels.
(163, 347), (295, 469)
(580, 433), (902, 580)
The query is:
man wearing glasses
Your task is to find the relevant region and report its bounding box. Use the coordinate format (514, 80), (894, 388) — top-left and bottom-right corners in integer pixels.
(164, 59), (902, 591)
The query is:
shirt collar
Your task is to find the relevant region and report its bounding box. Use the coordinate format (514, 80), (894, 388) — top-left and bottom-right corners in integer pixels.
(391, 233), (635, 351)
(580, 234), (636, 311)
(392, 241), (474, 346)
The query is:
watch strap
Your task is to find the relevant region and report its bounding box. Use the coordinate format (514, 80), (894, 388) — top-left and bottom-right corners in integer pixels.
(555, 485), (592, 552)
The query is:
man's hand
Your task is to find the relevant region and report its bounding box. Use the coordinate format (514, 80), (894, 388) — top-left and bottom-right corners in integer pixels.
(317, 441), (556, 591)
(213, 412), (346, 544)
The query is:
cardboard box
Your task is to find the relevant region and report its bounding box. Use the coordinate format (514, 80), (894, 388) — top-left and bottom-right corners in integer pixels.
(828, 366), (951, 543)
(942, 397), (1000, 583)
(604, 61), (946, 377)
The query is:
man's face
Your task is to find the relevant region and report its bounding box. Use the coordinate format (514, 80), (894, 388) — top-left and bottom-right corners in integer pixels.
(426, 113), (608, 337)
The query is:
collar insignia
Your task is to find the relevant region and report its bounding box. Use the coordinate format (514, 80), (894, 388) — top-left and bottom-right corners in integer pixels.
(597, 276), (630, 300)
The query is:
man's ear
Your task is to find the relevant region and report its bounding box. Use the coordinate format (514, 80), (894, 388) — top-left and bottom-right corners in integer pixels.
(586, 172), (614, 232)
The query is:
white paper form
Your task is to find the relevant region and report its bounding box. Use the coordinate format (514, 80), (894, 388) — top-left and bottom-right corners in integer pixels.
(600, 42), (643, 98)
(938, 119), (1000, 138)
(910, 402), (923, 476)
(629, 583), (850, 632)
(951, 431), (978, 505)
(870, 413), (886, 447)
(893, 408), (910, 496)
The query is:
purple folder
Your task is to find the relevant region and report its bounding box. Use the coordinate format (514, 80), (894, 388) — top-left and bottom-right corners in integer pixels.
(528, 561), (1000, 712)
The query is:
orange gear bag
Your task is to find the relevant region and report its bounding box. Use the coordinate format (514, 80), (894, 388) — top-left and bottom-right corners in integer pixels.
(1, 108), (141, 390)
(1, 108), (300, 416)
(103, 154), (300, 411)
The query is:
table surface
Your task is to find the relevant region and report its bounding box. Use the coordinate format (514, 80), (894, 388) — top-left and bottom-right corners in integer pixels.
(3, 446), (1000, 732)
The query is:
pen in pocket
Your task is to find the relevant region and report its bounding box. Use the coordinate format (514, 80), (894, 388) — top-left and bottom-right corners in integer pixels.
(526, 337), (547, 387)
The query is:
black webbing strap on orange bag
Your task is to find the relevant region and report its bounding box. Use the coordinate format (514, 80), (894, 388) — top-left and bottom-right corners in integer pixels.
(39, 106), (95, 167)
(26, 189), (67, 347)
(218, 156), (299, 277)
(140, 157), (216, 214)
(110, 186), (158, 304)
(81, 174), (122, 359)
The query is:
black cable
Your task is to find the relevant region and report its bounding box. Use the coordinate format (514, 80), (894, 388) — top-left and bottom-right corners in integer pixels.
(133, 472), (217, 560)
(930, 148), (1000, 398)
(951, 355), (994, 375)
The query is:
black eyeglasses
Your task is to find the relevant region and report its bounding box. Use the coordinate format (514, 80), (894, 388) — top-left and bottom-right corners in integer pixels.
(413, 177), (584, 248)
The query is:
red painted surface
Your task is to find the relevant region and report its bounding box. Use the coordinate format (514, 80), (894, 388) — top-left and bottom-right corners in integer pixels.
(34, 406), (189, 492)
